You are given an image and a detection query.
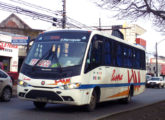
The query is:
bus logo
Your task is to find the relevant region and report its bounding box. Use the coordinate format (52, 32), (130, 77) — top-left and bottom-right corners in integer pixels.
(41, 81), (45, 85)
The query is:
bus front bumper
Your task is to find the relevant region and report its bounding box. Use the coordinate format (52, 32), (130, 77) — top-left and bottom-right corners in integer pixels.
(17, 85), (92, 106)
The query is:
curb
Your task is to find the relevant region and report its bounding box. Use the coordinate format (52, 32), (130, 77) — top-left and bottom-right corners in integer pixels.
(96, 100), (165, 120)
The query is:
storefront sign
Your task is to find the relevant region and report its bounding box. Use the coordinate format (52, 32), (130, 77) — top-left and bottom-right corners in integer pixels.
(0, 42), (18, 57)
(0, 42), (18, 49)
(12, 36), (30, 45)
(0, 34), (12, 42)
(0, 42), (18, 73)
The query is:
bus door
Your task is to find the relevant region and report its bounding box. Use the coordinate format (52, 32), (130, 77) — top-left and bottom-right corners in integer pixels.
(85, 35), (106, 86)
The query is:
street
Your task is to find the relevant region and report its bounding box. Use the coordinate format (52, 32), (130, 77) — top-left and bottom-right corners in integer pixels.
(1, 88), (165, 120)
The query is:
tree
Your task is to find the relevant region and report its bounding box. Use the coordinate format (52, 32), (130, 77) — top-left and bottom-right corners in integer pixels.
(95, 0), (165, 32)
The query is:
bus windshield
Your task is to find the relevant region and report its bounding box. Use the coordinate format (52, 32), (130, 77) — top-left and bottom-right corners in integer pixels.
(24, 31), (91, 69)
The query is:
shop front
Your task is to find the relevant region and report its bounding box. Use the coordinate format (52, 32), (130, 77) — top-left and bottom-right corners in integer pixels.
(0, 39), (19, 82)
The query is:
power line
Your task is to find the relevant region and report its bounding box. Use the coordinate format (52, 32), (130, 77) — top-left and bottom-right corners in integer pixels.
(0, 2), (58, 23)
(9, 0), (62, 16)
(0, 1), (89, 28)
(9, 0), (92, 29)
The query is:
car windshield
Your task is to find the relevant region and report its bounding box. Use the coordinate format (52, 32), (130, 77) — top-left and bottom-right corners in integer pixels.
(24, 31), (91, 68)
(150, 77), (161, 81)
(146, 75), (151, 79)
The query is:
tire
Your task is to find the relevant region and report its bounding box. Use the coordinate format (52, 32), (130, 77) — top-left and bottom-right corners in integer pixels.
(1, 87), (12, 102)
(86, 90), (97, 112)
(159, 84), (162, 89)
(120, 89), (132, 104)
(33, 102), (47, 109)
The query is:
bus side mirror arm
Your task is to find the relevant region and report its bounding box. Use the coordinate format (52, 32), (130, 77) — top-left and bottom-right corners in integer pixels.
(26, 38), (35, 53)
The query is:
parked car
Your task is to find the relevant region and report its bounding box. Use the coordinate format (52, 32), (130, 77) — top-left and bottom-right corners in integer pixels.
(146, 75), (152, 82)
(0, 69), (13, 101)
(146, 77), (165, 88)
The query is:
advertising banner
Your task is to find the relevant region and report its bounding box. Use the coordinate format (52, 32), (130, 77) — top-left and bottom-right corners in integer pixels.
(12, 36), (30, 45)
(0, 34), (12, 42)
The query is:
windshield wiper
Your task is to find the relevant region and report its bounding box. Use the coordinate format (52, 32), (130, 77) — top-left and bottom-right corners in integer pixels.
(32, 44), (62, 73)
(32, 46), (52, 71)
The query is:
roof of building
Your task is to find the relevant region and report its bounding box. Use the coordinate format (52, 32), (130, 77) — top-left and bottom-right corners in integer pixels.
(0, 13), (52, 30)
(0, 31), (25, 37)
(0, 13), (31, 29)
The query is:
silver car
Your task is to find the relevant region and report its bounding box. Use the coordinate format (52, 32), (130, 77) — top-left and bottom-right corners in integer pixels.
(146, 77), (165, 88)
(0, 69), (13, 101)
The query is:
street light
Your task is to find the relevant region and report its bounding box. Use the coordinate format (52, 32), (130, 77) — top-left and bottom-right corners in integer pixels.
(155, 39), (165, 77)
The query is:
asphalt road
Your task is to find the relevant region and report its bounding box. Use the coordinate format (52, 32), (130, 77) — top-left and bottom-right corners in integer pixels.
(1, 88), (165, 120)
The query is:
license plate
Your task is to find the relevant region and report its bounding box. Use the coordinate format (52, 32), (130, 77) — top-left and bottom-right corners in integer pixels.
(36, 97), (48, 102)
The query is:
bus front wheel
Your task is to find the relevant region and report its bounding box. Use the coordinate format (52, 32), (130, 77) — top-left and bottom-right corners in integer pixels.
(86, 90), (97, 112)
(33, 101), (47, 109)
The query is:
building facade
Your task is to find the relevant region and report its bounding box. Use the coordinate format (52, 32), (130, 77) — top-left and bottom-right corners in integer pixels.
(147, 58), (165, 76)
(121, 23), (146, 44)
(0, 34), (18, 72)
(0, 14), (43, 80)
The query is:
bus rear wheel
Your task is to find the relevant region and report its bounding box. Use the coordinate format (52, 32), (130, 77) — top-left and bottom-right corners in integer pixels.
(86, 90), (97, 112)
(33, 101), (47, 109)
(120, 87), (133, 104)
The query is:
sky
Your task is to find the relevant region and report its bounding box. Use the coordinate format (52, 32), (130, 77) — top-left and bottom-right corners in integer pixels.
(0, 0), (164, 57)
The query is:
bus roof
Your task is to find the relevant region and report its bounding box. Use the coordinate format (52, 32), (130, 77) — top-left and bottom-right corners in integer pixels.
(93, 30), (146, 51)
(41, 29), (145, 51)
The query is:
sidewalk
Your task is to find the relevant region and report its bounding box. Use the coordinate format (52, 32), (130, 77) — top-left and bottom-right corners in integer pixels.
(98, 100), (165, 120)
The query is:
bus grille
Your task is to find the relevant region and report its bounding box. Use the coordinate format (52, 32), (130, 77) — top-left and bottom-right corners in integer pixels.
(25, 90), (63, 101)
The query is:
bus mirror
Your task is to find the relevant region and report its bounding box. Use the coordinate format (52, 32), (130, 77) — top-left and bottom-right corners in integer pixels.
(84, 59), (91, 73)
(26, 38), (35, 53)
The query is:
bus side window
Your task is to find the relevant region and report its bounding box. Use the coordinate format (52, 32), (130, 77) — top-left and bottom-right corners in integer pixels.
(123, 46), (132, 68)
(142, 51), (146, 70)
(128, 48), (133, 68)
(132, 49), (136, 68)
(123, 46), (128, 67)
(111, 41), (116, 66)
(136, 50), (141, 69)
(104, 40), (111, 65)
(140, 50), (146, 70)
(116, 43), (122, 67)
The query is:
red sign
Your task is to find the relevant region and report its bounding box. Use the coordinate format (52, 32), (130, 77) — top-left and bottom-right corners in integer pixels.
(111, 69), (123, 81)
(0, 46), (4, 50)
(48, 78), (71, 85)
(161, 64), (165, 75)
(30, 59), (51, 67)
(23, 77), (31, 81)
(128, 70), (141, 91)
(54, 79), (70, 85)
(136, 38), (146, 47)
(0, 42), (18, 49)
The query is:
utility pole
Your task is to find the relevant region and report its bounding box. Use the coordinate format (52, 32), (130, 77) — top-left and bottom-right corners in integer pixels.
(155, 39), (165, 77)
(99, 18), (101, 31)
(62, 0), (66, 29)
(155, 42), (158, 77)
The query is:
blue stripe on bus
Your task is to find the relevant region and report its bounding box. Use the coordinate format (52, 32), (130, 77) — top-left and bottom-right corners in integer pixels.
(78, 82), (146, 89)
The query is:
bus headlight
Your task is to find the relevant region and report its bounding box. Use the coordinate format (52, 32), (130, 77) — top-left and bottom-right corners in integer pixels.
(59, 83), (81, 90)
(18, 80), (29, 87)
